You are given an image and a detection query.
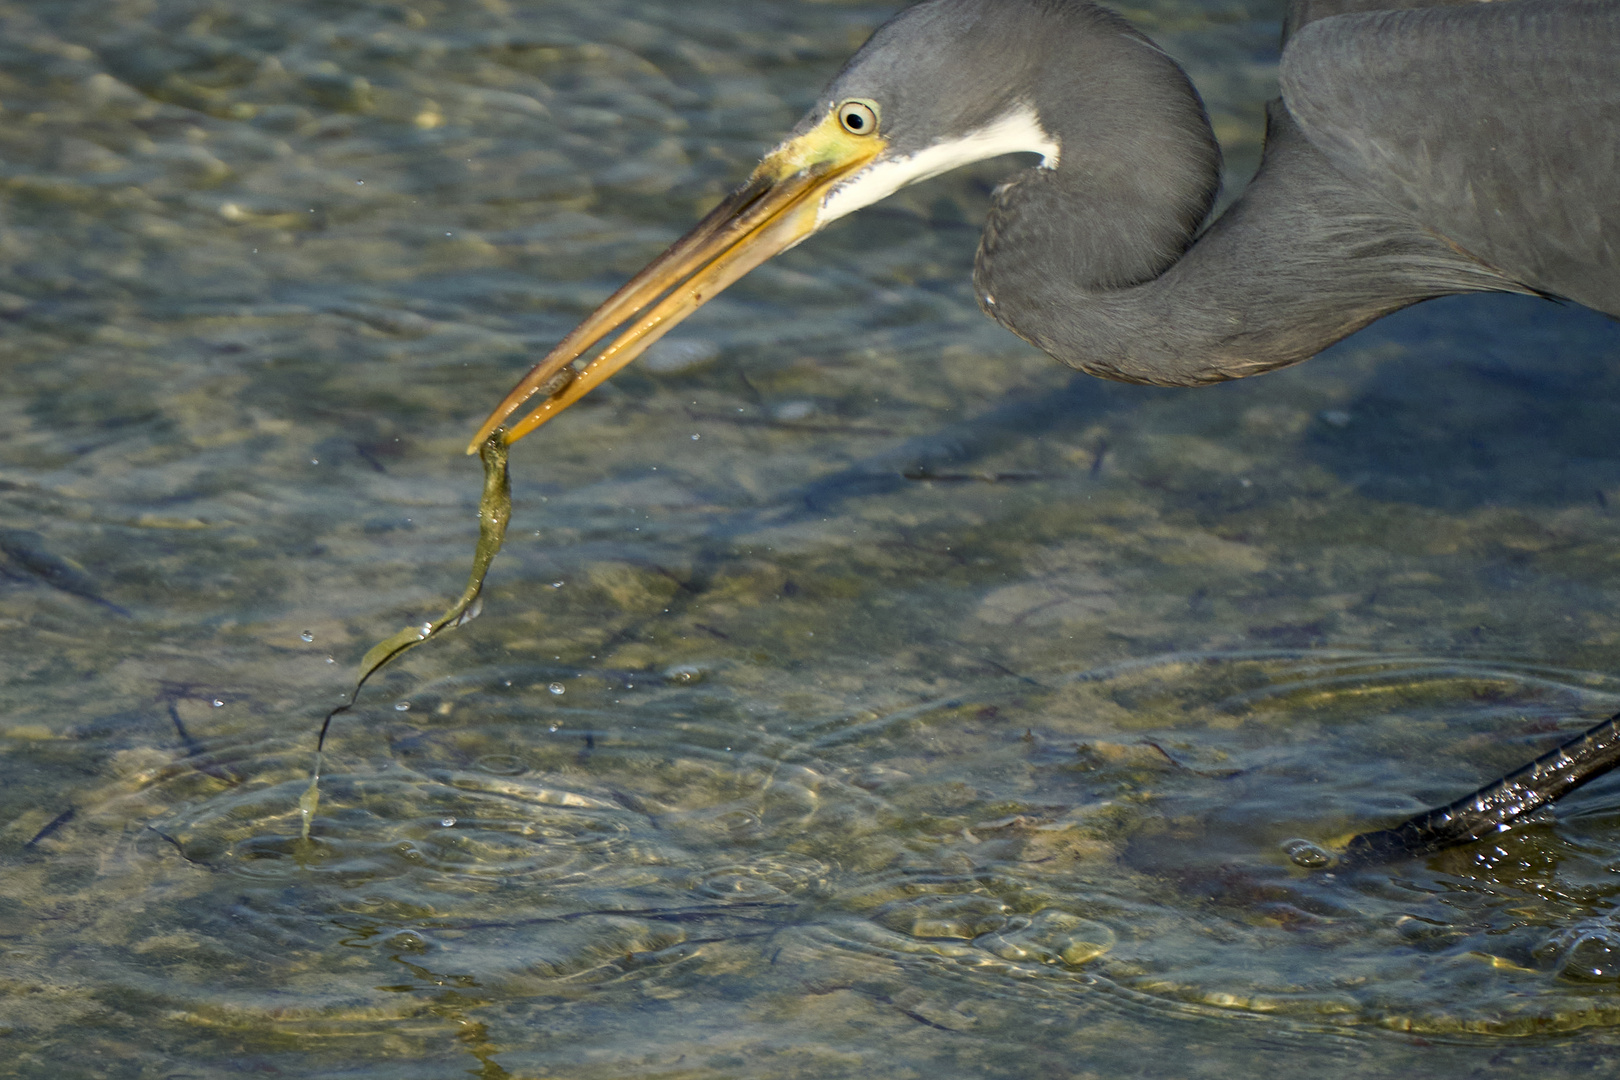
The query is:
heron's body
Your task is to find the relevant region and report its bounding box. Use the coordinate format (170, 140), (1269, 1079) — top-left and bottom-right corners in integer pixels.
(475, 0), (1620, 445)
(964, 0), (1620, 386)
(472, 0), (1620, 856)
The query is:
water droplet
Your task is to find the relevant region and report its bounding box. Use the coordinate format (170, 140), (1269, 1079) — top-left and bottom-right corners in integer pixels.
(548, 724), (559, 733)
(1282, 838), (1333, 868)
(311, 458), (319, 465)
(502, 679), (512, 687)
(663, 664), (704, 685)
(395, 701), (411, 712)
(325, 655), (336, 664)
(548, 683), (565, 695)
(389, 930), (426, 950)
(440, 816), (456, 827)
(691, 433), (700, 440)
(550, 581), (564, 589)
(300, 630), (314, 643)
(451, 596), (483, 627)
(1537, 916), (1620, 981)
(211, 698), (224, 707)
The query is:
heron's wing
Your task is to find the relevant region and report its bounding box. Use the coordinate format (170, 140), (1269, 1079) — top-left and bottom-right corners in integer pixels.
(1281, 0), (1482, 44)
(1280, 0), (1620, 317)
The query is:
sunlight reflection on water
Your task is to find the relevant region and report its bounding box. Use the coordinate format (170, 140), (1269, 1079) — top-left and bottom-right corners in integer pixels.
(2, 0), (1620, 1076)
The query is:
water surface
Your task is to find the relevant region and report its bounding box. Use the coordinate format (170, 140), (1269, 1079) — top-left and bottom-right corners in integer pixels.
(4, 0), (1620, 1076)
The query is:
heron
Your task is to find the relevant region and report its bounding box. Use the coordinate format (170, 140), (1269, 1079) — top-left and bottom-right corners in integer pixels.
(469, 0), (1620, 861)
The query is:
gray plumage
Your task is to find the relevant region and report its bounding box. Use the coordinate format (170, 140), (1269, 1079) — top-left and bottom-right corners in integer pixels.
(820, 0), (1619, 387)
(1282, 2), (1620, 314)
(469, 0), (1620, 849)
(473, 0), (1619, 448)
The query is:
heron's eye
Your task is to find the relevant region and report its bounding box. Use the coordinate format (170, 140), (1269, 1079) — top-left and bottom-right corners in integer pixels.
(837, 99), (879, 136)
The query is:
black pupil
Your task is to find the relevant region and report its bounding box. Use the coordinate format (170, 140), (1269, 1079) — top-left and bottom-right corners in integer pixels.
(846, 110), (864, 130)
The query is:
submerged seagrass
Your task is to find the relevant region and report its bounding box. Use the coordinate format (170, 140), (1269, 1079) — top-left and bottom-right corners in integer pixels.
(300, 434), (512, 840)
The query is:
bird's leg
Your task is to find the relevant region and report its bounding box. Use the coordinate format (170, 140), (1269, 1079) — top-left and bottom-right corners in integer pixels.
(1339, 712), (1620, 865)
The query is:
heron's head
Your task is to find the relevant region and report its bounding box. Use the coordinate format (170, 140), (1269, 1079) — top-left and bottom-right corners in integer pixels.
(471, 0), (1178, 449)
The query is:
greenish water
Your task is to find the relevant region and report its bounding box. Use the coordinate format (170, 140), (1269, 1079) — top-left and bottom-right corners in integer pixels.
(3, 1), (1620, 1076)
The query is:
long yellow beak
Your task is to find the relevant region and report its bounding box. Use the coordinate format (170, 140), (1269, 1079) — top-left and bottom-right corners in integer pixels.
(468, 113), (887, 451)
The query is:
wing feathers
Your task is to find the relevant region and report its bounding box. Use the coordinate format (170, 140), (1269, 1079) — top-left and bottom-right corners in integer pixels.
(1281, 0), (1620, 315)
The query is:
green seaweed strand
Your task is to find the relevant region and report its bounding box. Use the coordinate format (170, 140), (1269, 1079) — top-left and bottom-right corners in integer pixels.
(300, 432), (512, 841)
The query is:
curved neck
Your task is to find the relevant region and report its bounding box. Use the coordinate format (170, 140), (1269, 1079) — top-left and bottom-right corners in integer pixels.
(977, 102), (1521, 386)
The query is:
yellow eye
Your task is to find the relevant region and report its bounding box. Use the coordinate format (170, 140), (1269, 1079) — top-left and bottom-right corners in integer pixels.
(837, 99), (879, 136)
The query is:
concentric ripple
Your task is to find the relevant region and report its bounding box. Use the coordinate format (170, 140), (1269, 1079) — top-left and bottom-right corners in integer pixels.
(18, 652), (1620, 1055)
(785, 650), (1620, 1035)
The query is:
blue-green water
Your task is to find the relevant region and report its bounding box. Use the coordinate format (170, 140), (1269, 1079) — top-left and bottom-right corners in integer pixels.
(4, 1), (1620, 1076)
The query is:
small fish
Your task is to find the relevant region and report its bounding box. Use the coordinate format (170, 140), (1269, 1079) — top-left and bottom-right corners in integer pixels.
(0, 529), (131, 616)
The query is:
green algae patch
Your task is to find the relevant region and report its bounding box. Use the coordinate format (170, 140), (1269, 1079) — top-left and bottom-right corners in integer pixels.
(301, 433), (512, 840)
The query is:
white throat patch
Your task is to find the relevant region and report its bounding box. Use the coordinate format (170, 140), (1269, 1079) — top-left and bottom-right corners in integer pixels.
(815, 105), (1061, 227)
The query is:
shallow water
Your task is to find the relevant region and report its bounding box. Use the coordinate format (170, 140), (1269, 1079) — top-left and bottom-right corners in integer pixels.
(3, 0), (1620, 1076)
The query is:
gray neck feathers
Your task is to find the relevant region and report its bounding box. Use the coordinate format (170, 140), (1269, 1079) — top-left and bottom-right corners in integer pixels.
(975, 64), (1519, 386)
